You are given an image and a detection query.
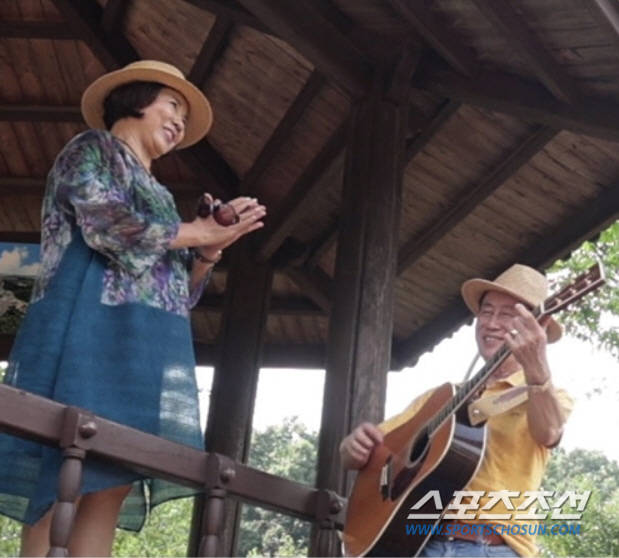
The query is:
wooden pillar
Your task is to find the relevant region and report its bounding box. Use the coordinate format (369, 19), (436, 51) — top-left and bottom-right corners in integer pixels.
(188, 239), (273, 557)
(310, 50), (415, 556)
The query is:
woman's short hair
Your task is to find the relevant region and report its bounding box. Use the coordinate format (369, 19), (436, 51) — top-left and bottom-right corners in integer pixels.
(102, 81), (164, 129)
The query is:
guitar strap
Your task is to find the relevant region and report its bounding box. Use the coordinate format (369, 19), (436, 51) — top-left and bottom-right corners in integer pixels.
(468, 385), (529, 426)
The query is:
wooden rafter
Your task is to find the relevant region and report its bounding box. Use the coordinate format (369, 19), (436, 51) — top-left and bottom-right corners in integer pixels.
(0, 232), (41, 244)
(305, 223), (338, 270)
(397, 125), (558, 274)
(0, 105), (82, 122)
(300, 98), (460, 272)
(256, 121), (347, 262)
(386, 0), (478, 76)
(191, 339), (327, 368)
(584, 0), (619, 49)
(414, 57), (619, 142)
(471, 0), (579, 104)
(235, 0), (372, 97)
(100, 0), (129, 34)
(181, 139), (239, 199)
(187, 15), (234, 86)
(239, 70), (324, 195)
(178, 0), (270, 33)
(0, 177), (47, 195)
(405, 98), (461, 162)
(193, 294), (324, 315)
(394, 178), (619, 368)
(284, 265), (332, 313)
(49, 0), (136, 70)
(286, 99), (462, 313)
(0, 21), (82, 40)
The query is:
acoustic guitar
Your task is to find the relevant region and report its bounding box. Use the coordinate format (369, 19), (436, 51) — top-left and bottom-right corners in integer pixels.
(342, 263), (605, 557)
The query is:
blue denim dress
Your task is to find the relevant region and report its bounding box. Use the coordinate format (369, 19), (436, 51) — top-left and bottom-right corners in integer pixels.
(0, 130), (206, 531)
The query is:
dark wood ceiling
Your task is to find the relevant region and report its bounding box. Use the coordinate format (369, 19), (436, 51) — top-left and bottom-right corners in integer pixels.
(2, 0), (619, 369)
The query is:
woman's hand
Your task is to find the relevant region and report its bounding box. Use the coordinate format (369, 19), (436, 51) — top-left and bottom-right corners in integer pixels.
(170, 195), (267, 255)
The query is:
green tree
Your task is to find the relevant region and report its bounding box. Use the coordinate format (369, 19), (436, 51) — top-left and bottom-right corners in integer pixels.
(112, 497), (194, 557)
(549, 221), (619, 358)
(238, 417), (318, 557)
(539, 447), (619, 557)
(0, 514), (20, 556)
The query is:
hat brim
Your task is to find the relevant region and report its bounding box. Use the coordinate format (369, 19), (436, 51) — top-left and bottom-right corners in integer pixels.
(81, 67), (212, 149)
(461, 278), (562, 343)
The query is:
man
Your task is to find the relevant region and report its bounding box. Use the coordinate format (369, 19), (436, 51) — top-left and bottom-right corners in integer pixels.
(340, 264), (573, 557)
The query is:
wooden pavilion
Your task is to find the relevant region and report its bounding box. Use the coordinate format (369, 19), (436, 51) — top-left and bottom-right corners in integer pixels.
(1, 0), (619, 555)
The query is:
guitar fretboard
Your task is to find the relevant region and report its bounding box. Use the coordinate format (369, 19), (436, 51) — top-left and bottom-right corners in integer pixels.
(426, 305), (543, 435)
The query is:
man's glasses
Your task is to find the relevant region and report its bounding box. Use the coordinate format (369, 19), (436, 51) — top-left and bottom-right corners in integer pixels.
(196, 194), (240, 227)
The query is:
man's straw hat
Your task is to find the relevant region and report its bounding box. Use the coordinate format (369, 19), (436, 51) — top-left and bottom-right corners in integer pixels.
(81, 60), (213, 149)
(461, 263), (562, 343)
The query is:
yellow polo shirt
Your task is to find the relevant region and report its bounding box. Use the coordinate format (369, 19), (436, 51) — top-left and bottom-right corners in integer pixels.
(378, 371), (573, 557)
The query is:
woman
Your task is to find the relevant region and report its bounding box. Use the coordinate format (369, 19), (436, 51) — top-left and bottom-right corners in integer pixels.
(0, 60), (266, 556)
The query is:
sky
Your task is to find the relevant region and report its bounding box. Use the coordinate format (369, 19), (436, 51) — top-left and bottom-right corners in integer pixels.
(0, 243), (40, 277)
(2, 242), (618, 463)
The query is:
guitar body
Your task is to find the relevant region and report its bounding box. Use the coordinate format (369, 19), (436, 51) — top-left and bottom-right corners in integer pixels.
(342, 383), (487, 557)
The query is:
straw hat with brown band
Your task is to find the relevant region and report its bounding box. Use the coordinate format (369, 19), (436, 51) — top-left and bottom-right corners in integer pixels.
(81, 60), (213, 149)
(460, 263), (563, 343)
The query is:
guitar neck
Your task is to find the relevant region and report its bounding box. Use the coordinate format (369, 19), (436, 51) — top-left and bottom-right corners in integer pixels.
(427, 304), (546, 434)
(425, 262), (605, 436)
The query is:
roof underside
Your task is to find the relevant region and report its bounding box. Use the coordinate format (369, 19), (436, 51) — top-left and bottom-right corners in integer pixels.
(1, 0), (619, 369)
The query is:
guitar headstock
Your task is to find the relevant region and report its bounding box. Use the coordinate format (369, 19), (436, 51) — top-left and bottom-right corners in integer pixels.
(542, 262), (605, 316)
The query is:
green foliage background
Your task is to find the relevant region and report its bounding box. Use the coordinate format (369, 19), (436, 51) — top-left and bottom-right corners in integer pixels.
(549, 222), (619, 358)
(539, 448), (619, 557)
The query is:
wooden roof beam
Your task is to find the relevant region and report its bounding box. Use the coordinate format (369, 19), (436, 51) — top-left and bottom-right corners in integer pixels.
(397, 125), (558, 275)
(0, 104), (82, 122)
(100, 0), (128, 35)
(394, 180), (619, 368)
(179, 0), (271, 34)
(471, 0), (579, 104)
(240, 70), (324, 195)
(49, 0), (137, 69)
(414, 57), (619, 142)
(256, 122), (347, 262)
(299, 98), (460, 274)
(405, 98), (461, 162)
(193, 294), (325, 315)
(234, 0), (372, 97)
(386, 0), (478, 76)
(188, 15), (234, 86)
(192, 339), (328, 369)
(0, 177), (47, 195)
(181, 139), (239, 200)
(284, 265), (332, 314)
(0, 232), (41, 244)
(305, 223), (338, 270)
(584, 0), (619, 50)
(0, 21), (82, 40)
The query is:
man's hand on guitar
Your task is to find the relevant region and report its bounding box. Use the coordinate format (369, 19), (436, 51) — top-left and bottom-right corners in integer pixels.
(340, 422), (384, 470)
(504, 302), (552, 386)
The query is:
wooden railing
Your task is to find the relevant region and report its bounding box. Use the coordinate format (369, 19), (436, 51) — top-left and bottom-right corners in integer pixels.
(0, 383), (346, 557)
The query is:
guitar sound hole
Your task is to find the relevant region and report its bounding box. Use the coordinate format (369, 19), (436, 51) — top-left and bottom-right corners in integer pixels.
(390, 430), (430, 500)
(409, 428), (430, 465)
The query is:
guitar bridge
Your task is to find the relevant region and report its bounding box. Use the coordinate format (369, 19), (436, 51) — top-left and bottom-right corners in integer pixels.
(380, 456), (392, 501)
